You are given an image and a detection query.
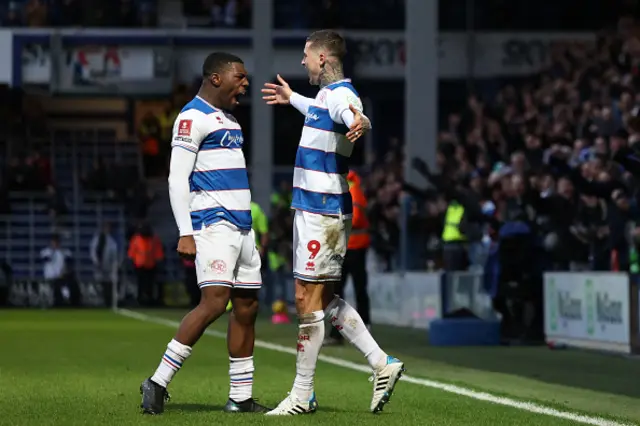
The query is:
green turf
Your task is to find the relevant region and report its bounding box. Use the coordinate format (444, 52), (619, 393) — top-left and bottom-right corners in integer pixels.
(0, 309), (637, 425)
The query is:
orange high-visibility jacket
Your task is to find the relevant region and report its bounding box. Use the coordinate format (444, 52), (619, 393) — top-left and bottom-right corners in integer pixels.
(347, 170), (371, 250)
(128, 234), (164, 269)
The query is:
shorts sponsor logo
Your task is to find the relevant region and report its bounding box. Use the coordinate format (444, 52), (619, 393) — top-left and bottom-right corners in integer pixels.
(305, 261), (315, 272)
(178, 119), (192, 136)
(209, 259), (227, 274)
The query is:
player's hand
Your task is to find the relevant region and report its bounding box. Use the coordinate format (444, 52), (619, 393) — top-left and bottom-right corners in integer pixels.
(262, 74), (292, 105)
(177, 235), (196, 260)
(345, 104), (371, 143)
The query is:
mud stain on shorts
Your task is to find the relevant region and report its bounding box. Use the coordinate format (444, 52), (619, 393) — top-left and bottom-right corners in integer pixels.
(322, 217), (342, 253)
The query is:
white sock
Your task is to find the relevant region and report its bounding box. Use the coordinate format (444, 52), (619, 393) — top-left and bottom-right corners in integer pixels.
(292, 311), (324, 401)
(150, 339), (192, 388)
(229, 356), (254, 402)
(326, 297), (387, 370)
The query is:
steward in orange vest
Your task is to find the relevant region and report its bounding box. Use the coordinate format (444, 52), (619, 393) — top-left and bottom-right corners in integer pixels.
(347, 170), (371, 250)
(128, 224), (164, 306)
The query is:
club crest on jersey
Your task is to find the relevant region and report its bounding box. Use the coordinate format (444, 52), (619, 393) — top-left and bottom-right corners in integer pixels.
(208, 259), (227, 274)
(178, 119), (192, 136)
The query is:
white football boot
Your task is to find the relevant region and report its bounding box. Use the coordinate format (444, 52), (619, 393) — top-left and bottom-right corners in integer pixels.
(370, 355), (405, 413)
(265, 392), (318, 416)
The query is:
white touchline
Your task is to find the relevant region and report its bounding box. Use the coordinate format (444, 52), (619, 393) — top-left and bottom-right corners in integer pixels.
(117, 309), (633, 426)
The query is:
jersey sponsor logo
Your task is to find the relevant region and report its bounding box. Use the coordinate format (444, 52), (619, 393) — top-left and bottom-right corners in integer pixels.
(220, 130), (244, 147)
(304, 112), (320, 124)
(215, 115), (224, 124)
(178, 119), (193, 136)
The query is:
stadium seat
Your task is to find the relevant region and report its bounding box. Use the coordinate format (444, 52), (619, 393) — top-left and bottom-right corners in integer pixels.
(2, 126), (141, 281)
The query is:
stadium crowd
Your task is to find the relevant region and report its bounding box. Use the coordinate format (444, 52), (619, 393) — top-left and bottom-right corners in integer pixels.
(362, 17), (640, 277)
(3, 0), (640, 315)
(0, 0), (157, 27)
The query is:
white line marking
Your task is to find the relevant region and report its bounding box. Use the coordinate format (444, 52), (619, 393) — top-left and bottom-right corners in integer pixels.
(116, 309), (634, 426)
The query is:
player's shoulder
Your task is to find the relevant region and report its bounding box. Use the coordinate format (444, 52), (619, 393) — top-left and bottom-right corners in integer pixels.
(175, 96), (220, 125)
(325, 80), (362, 110)
(325, 79), (360, 97)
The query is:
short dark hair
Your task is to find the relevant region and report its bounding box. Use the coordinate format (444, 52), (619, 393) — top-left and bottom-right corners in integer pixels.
(202, 52), (243, 77)
(306, 30), (346, 60)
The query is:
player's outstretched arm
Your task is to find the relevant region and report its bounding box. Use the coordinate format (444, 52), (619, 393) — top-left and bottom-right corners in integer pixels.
(262, 74), (313, 115)
(326, 88), (372, 143)
(345, 105), (372, 143)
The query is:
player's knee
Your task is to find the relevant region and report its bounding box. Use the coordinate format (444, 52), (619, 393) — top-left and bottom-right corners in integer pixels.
(198, 285), (231, 320)
(231, 294), (259, 325)
(294, 281), (310, 310)
(295, 279), (327, 313)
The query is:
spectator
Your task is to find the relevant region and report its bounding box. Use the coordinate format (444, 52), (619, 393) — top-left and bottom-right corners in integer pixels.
(4, 2), (23, 26)
(25, 0), (49, 27)
(90, 222), (120, 306)
(127, 223), (164, 307)
(40, 235), (78, 307)
(138, 111), (163, 177)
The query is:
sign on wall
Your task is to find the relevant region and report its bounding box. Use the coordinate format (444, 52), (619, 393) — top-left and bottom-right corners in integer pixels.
(544, 272), (631, 353)
(8, 29), (597, 89)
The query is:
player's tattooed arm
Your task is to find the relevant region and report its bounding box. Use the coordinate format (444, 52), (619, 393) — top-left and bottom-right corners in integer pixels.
(345, 105), (371, 143)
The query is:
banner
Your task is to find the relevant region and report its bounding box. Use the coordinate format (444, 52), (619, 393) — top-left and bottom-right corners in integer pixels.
(343, 271), (442, 329)
(544, 272), (631, 353)
(8, 29), (597, 88)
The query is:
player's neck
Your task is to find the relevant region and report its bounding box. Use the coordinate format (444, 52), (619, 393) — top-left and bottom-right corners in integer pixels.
(197, 88), (223, 110)
(319, 63), (344, 88)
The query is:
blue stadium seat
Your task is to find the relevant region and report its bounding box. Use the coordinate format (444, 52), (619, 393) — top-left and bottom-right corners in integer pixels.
(1, 125), (142, 280)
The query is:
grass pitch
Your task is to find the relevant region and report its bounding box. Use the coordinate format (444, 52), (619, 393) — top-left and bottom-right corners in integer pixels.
(0, 309), (638, 425)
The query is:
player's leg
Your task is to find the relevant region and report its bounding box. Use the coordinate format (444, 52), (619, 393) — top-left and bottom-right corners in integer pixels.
(321, 219), (404, 413)
(267, 211), (336, 415)
(324, 291), (404, 413)
(223, 229), (270, 413)
(325, 251), (349, 345)
(141, 223), (239, 415)
(265, 278), (325, 416)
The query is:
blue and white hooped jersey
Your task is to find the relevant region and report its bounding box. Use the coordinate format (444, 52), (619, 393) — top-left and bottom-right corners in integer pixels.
(171, 96), (252, 231)
(292, 79), (363, 217)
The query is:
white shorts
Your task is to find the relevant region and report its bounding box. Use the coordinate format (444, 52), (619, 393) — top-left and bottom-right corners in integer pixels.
(293, 210), (351, 283)
(194, 221), (262, 290)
